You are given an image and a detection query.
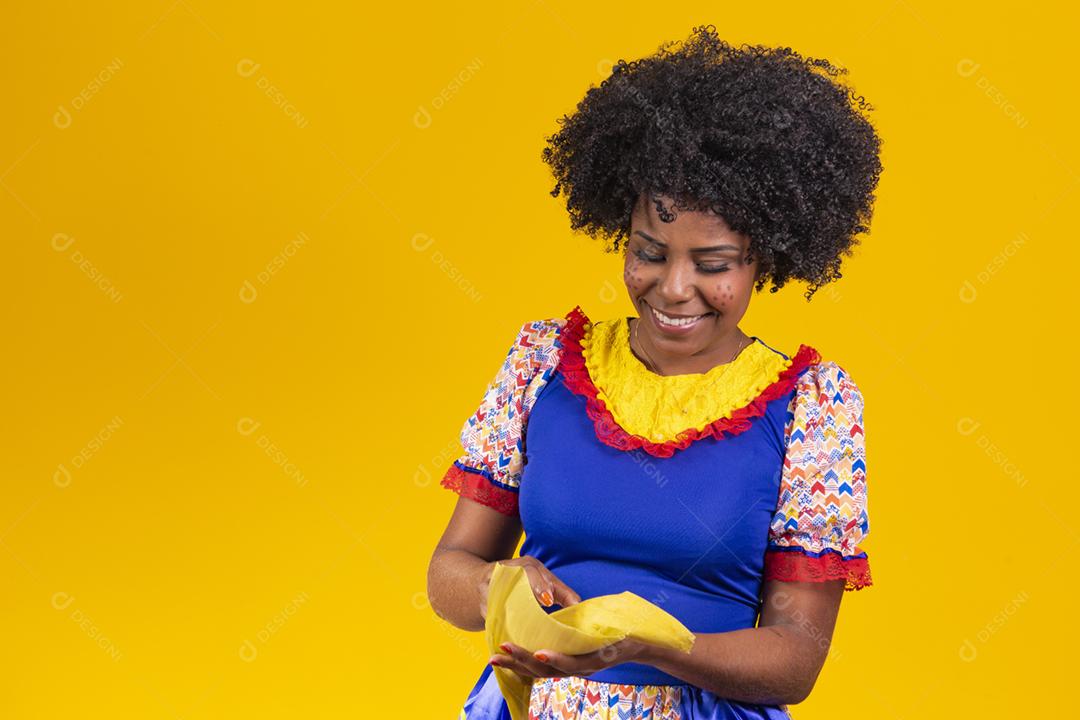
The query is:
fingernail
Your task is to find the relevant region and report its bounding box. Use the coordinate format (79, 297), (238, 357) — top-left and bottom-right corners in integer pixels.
(534, 651), (549, 663)
(499, 643), (512, 653)
(540, 591), (553, 606)
(490, 659), (500, 667)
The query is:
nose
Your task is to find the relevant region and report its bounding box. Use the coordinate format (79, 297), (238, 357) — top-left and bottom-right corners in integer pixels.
(654, 257), (697, 304)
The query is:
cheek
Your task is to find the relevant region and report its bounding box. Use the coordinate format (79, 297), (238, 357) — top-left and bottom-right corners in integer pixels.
(623, 258), (646, 291)
(707, 282), (737, 307)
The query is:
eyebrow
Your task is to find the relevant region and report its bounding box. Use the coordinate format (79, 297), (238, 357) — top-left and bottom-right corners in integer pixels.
(634, 230), (740, 253)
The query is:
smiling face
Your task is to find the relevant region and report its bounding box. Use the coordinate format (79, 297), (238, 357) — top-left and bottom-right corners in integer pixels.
(622, 192), (762, 375)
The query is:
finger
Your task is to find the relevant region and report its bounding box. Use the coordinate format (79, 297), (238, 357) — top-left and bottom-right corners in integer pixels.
(548, 578), (582, 607)
(523, 565), (556, 607)
(490, 653), (535, 682)
(500, 643), (568, 678)
(520, 558), (576, 608)
(530, 648), (584, 674)
(531, 564), (578, 608)
(533, 640), (625, 675)
(491, 652), (542, 679)
(500, 643), (553, 677)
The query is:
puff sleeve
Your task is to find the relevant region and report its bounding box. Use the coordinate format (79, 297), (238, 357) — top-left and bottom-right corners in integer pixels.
(439, 319), (560, 516)
(763, 361), (872, 591)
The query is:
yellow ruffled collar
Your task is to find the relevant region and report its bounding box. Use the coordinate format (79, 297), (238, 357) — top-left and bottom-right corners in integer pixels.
(579, 315), (796, 444)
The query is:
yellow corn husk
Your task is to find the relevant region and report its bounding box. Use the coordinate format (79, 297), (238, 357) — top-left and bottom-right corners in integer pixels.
(484, 562), (696, 720)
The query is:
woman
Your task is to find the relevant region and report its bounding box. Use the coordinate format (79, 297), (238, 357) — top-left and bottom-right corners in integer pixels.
(427, 25), (883, 719)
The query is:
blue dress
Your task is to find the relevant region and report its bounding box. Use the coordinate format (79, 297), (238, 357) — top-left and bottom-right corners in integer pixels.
(440, 306), (872, 719)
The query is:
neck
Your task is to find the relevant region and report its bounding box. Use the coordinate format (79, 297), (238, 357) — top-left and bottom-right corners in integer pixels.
(632, 318), (750, 376)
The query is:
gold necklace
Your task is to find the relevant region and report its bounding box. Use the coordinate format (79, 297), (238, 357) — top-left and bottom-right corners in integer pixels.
(632, 316), (749, 377)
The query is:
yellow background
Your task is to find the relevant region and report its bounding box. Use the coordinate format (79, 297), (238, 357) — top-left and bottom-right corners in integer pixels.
(2, 2), (1073, 717)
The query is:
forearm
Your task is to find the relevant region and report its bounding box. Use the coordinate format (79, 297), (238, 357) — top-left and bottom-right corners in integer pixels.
(646, 624), (823, 706)
(426, 548), (495, 632)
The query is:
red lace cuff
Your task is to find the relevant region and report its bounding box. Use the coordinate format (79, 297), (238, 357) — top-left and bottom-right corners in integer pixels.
(440, 462), (519, 517)
(763, 547), (873, 591)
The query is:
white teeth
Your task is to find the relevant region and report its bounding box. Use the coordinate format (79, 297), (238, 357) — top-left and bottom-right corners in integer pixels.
(651, 307), (704, 327)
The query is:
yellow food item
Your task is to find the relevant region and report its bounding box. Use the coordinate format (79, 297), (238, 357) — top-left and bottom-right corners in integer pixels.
(484, 562), (696, 720)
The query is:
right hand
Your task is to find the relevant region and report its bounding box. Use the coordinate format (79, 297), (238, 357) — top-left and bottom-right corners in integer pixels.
(478, 556), (582, 621)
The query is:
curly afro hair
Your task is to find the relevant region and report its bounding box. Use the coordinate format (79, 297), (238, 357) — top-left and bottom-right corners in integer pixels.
(541, 25), (884, 300)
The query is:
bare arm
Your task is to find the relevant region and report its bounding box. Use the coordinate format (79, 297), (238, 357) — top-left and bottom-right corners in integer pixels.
(426, 495), (523, 632)
(643, 579), (845, 706)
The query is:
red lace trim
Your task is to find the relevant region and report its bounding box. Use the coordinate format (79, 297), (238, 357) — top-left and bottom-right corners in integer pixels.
(440, 463), (518, 516)
(556, 305), (822, 458)
(763, 549), (873, 591)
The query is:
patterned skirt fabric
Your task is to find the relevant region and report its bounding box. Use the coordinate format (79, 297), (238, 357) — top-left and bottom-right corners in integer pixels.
(456, 663), (795, 720)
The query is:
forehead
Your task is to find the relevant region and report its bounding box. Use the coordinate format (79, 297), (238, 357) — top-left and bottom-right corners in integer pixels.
(632, 194), (747, 248)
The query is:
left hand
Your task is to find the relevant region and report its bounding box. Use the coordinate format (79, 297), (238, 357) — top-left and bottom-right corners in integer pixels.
(489, 638), (657, 679)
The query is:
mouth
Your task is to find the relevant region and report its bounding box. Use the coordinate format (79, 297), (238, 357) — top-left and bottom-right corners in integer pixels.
(644, 302), (715, 334)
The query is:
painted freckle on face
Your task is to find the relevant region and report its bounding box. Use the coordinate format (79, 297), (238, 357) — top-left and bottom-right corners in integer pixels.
(708, 287), (729, 307)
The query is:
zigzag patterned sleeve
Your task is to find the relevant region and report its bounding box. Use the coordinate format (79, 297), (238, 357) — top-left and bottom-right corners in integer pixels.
(439, 319), (558, 517)
(763, 361), (872, 591)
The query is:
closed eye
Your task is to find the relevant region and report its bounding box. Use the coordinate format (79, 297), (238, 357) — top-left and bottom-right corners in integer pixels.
(634, 249), (664, 263)
(633, 249), (730, 274)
